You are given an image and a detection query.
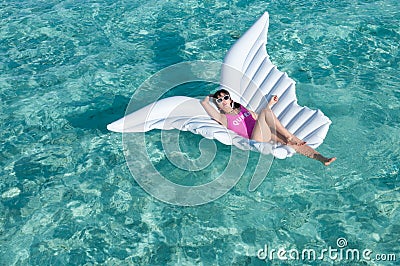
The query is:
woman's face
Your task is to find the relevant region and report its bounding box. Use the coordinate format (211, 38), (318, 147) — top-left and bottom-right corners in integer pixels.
(216, 92), (232, 110)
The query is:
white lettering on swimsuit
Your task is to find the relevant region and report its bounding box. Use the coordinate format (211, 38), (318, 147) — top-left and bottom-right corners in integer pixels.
(232, 111), (252, 126)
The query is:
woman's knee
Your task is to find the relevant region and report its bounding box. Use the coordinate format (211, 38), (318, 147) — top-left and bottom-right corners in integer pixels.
(261, 107), (273, 115)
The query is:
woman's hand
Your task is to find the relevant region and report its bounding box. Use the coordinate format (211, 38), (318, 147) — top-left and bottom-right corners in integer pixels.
(200, 94), (227, 126)
(202, 94), (214, 103)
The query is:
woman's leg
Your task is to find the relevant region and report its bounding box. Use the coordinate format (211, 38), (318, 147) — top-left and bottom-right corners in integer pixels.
(252, 112), (336, 165)
(260, 107), (305, 145)
(251, 108), (287, 144)
(252, 96), (293, 144)
(252, 96), (336, 165)
(251, 111), (273, 143)
(258, 97), (336, 165)
(289, 144), (336, 166)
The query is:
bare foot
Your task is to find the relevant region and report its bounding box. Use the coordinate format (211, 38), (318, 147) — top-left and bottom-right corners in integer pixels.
(268, 95), (279, 108)
(324, 157), (336, 166)
(287, 135), (306, 146)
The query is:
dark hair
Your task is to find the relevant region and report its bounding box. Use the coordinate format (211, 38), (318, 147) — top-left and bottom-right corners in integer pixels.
(212, 89), (241, 110)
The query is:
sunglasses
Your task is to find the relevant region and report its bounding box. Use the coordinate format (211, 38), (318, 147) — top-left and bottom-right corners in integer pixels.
(216, 95), (230, 104)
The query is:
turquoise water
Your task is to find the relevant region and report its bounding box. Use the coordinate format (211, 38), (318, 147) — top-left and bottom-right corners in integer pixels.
(1, 0), (399, 265)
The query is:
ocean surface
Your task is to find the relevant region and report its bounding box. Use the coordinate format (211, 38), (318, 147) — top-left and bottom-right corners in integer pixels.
(1, 0), (399, 265)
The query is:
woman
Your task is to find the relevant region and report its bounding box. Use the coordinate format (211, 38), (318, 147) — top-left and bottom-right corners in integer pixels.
(201, 89), (336, 166)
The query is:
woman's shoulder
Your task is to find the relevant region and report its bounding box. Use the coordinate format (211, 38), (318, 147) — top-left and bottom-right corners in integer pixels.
(239, 104), (249, 111)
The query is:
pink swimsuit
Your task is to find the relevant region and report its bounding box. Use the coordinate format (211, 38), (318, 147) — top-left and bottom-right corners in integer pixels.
(225, 105), (257, 139)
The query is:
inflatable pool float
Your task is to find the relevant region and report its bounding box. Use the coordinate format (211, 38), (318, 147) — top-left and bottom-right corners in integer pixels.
(107, 12), (331, 159)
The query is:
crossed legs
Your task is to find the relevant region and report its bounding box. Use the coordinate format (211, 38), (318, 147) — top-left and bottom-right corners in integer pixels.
(251, 96), (336, 166)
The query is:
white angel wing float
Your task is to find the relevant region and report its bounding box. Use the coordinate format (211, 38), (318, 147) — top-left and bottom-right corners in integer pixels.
(107, 12), (331, 159)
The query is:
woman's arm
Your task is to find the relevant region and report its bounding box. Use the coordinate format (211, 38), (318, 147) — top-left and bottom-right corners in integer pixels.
(200, 95), (227, 126)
